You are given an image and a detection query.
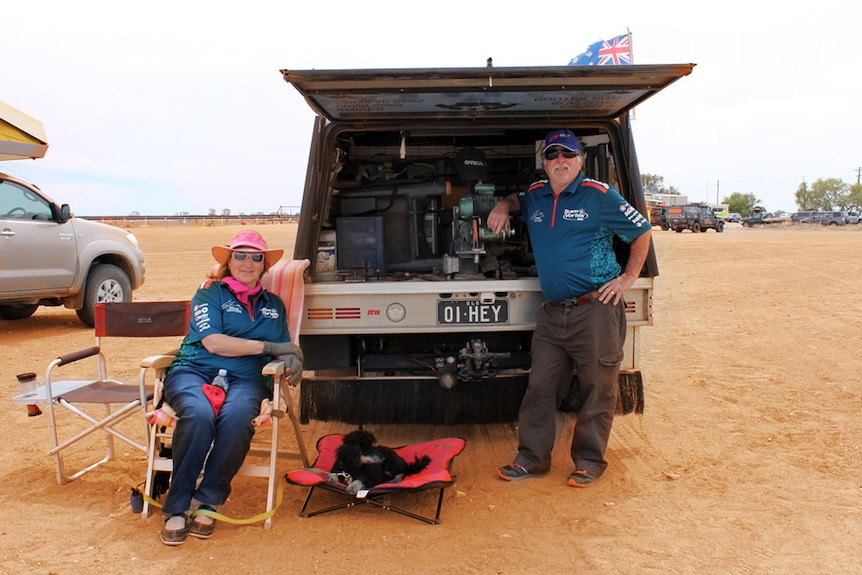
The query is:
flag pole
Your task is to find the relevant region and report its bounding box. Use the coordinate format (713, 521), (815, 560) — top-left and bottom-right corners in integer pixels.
(627, 27), (634, 64)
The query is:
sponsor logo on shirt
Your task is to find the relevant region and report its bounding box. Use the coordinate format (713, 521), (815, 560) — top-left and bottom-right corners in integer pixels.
(619, 203), (649, 227)
(193, 303), (211, 331)
(222, 301), (245, 314)
(530, 210), (546, 224)
(562, 208), (589, 222)
(260, 307), (281, 319)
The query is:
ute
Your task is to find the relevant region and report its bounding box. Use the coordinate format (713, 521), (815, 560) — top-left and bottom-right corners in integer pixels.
(281, 64), (694, 424)
(0, 172), (146, 326)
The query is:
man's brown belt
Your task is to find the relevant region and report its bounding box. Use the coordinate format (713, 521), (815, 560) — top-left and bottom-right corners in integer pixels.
(547, 290), (601, 308)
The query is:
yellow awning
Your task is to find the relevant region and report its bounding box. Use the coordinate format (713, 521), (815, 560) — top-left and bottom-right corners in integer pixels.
(0, 100), (49, 160)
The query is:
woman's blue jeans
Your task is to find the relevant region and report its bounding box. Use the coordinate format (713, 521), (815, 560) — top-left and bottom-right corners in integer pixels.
(160, 368), (269, 516)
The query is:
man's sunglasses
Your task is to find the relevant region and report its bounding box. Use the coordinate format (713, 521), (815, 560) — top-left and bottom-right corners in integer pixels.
(233, 252), (264, 262)
(544, 148), (580, 160)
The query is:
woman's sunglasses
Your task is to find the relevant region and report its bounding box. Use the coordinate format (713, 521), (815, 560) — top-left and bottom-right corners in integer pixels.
(544, 148), (580, 160)
(232, 252), (265, 262)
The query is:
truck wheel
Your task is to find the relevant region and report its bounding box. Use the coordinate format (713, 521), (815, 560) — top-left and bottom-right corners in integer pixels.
(716, 222), (725, 233)
(0, 303), (39, 320)
(692, 223), (701, 233)
(76, 264), (132, 327)
(661, 223), (669, 231)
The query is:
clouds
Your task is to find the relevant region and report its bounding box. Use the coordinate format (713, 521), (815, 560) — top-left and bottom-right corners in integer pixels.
(2, 1), (860, 214)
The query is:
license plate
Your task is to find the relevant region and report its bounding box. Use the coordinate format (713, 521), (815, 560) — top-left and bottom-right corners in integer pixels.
(437, 300), (509, 325)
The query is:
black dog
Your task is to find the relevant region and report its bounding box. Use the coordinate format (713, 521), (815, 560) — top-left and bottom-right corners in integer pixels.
(327, 430), (431, 494)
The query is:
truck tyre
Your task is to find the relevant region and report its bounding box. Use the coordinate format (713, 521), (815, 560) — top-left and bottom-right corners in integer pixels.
(661, 223), (669, 231)
(716, 222), (725, 233)
(76, 264), (132, 327)
(692, 222), (701, 233)
(0, 303), (39, 320)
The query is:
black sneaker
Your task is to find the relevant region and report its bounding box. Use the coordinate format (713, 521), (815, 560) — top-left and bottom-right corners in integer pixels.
(566, 469), (596, 488)
(496, 463), (547, 481)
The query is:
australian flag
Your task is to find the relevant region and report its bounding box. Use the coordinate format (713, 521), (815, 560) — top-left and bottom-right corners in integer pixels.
(568, 34), (631, 66)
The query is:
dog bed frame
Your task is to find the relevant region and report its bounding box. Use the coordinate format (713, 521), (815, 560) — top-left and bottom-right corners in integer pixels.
(285, 434), (466, 524)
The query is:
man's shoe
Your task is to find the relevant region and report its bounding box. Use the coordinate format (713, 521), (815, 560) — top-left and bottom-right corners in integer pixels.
(160, 514), (189, 546)
(566, 469), (596, 488)
(496, 463), (547, 481)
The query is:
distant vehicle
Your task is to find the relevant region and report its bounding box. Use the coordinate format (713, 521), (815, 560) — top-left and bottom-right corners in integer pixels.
(0, 172), (146, 326)
(819, 211), (848, 226)
(791, 211), (815, 223)
(651, 206), (670, 230)
(846, 211), (860, 224)
(726, 212), (742, 223)
(666, 205), (724, 233)
(741, 212), (790, 226)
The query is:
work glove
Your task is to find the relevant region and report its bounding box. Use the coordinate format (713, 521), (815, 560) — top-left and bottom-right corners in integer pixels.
(282, 353), (303, 386)
(263, 341), (304, 385)
(263, 341), (304, 362)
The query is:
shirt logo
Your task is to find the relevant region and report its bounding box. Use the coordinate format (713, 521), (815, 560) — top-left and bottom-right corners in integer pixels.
(260, 307), (281, 319)
(562, 208), (589, 222)
(619, 203), (649, 227)
(193, 303), (211, 331)
(222, 302), (244, 314)
(530, 210), (545, 224)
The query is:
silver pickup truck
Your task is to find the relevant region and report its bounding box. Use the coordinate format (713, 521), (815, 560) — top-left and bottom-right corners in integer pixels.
(281, 63), (694, 424)
(0, 172), (146, 326)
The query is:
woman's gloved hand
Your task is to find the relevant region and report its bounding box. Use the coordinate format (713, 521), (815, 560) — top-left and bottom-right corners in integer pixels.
(263, 341), (304, 385)
(263, 341), (304, 362)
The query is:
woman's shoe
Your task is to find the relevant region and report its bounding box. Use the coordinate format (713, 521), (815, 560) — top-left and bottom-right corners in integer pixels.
(160, 514), (189, 546)
(189, 506), (216, 539)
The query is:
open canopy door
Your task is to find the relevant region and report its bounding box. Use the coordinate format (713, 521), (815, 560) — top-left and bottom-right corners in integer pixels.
(0, 100), (49, 160)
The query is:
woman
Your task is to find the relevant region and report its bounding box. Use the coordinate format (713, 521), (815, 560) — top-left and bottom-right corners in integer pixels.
(159, 230), (302, 546)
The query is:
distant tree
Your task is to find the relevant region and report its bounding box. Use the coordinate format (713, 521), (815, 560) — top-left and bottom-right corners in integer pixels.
(796, 178), (848, 210)
(222, 208), (231, 217)
(129, 210), (140, 217)
(794, 181), (816, 210)
(209, 208), (217, 216)
(817, 178), (848, 210)
(722, 192), (761, 217)
(846, 183), (862, 212)
(641, 174), (679, 195)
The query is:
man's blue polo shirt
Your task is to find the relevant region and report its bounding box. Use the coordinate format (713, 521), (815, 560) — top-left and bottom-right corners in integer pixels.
(169, 280), (291, 384)
(518, 173), (651, 302)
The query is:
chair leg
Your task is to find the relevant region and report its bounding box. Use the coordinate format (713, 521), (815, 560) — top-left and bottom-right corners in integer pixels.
(284, 386), (310, 467)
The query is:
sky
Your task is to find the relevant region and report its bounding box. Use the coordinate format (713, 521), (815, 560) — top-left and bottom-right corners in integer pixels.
(2, 0), (860, 216)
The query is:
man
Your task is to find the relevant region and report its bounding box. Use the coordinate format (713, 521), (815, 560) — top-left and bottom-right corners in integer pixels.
(487, 129), (652, 487)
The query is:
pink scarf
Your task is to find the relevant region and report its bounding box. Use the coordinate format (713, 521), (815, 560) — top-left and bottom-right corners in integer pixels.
(222, 276), (262, 315)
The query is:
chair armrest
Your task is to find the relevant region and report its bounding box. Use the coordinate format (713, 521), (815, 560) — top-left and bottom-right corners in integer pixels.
(141, 354), (176, 370)
(262, 360), (285, 377)
(56, 346), (101, 366)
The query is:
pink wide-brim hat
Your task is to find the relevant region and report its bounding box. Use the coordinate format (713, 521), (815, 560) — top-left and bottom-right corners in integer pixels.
(212, 230), (284, 267)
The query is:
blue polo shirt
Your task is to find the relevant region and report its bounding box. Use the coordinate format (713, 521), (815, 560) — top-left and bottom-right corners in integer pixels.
(518, 173), (651, 302)
(168, 280), (291, 384)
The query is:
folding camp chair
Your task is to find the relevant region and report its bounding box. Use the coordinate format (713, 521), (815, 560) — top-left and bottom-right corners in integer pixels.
(10, 301), (190, 485)
(285, 434), (467, 524)
(142, 259), (311, 529)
